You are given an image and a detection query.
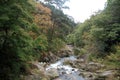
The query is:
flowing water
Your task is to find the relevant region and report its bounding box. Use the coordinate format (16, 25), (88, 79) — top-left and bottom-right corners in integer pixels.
(46, 56), (85, 80)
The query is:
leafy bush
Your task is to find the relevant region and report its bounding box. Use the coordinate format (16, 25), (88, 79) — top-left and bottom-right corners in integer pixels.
(33, 34), (48, 51)
(105, 45), (120, 68)
(50, 38), (65, 52)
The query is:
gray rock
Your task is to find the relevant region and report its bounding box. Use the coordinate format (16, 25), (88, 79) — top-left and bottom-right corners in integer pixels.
(95, 70), (115, 80)
(24, 74), (41, 80)
(46, 68), (59, 78)
(86, 62), (105, 72)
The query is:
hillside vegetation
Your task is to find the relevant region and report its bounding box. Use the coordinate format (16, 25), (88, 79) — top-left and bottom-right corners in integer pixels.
(67, 0), (120, 69)
(0, 0), (120, 80)
(0, 0), (75, 80)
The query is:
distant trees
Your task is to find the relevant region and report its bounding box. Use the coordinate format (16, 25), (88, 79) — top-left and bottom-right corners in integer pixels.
(67, 0), (120, 58)
(46, 4), (76, 51)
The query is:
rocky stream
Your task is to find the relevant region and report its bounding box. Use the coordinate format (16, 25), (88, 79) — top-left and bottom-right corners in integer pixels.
(46, 56), (84, 80)
(23, 45), (119, 80)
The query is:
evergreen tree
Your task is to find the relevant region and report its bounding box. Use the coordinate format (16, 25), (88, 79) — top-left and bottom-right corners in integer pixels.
(0, 0), (34, 80)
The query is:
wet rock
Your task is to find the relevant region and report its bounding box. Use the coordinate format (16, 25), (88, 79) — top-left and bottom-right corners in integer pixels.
(72, 61), (86, 70)
(72, 69), (75, 71)
(46, 68), (59, 78)
(79, 72), (96, 80)
(63, 60), (74, 66)
(61, 71), (66, 75)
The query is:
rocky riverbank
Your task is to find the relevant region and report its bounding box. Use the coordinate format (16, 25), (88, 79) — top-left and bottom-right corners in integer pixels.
(62, 58), (117, 80)
(22, 57), (118, 80)
(21, 45), (120, 80)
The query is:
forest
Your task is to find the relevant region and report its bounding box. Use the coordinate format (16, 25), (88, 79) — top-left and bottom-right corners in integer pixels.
(68, 0), (120, 67)
(0, 0), (120, 80)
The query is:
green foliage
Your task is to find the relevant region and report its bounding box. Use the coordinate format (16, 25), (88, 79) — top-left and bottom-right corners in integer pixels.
(105, 45), (120, 68)
(73, 48), (80, 56)
(67, 33), (76, 44)
(50, 38), (65, 52)
(47, 5), (75, 40)
(69, 0), (120, 56)
(33, 34), (48, 51)
(0, 0), (34, 80)
(67, 20), (92, 47)
(67, 0), (120, 69)
(0, 0), (75, 80)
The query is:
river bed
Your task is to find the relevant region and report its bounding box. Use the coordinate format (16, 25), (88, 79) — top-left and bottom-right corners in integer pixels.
(45, 56), (85, 80)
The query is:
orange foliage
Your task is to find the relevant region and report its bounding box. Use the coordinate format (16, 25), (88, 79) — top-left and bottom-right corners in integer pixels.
(29, 31), (37, 39)
(33, 3), (53, 33)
